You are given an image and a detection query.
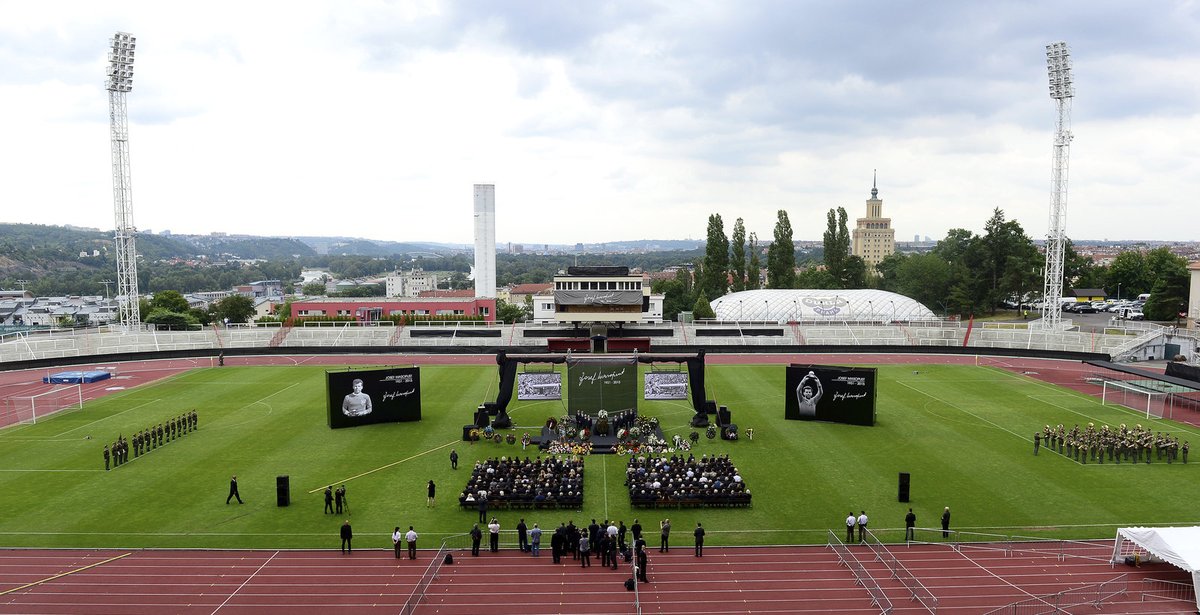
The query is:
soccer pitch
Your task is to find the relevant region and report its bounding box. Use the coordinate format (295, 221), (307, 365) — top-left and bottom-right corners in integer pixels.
(0, 362), (1196, 550)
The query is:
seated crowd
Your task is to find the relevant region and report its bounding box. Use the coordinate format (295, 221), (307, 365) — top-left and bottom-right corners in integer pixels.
(1040, 422), (1189, 464)
(459, 456), (585, 510)
(625, 453), (751, 508)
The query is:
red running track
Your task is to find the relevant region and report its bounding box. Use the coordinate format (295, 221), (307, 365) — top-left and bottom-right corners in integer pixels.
(1, 542), (1192, 614)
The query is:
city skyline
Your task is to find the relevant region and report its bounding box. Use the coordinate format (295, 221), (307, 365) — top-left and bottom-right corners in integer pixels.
(2, 2), (1197, 244)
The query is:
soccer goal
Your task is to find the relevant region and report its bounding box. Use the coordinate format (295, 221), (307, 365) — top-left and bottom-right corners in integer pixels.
(1101, 380), (1167, 419)
(0, 385), (83, 427)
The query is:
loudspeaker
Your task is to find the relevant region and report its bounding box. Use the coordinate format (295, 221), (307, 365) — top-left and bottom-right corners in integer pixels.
(475, 406), (490, 428)
(717, 406), (731, 425)
(276, 475), (290, 507)
(898, 472), (910, 503)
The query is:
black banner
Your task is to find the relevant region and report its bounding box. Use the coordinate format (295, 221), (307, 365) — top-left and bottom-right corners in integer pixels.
(567, 357), (637, 413)
(784, 364), (876, 426)
(326, 367), (421, 429)
(1166, 361), (1200, 384)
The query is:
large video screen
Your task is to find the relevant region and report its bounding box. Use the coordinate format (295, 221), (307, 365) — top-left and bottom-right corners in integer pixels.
(644, 372), (688, 400)
(566, 357), (637, 413)
(517, 372), (563, 400)
(326, 367), (421, 429)
(784, 364), (876, 426)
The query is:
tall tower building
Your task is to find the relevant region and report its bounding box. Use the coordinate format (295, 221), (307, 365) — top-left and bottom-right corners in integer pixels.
(473, 184), (496, 298)
(851, 171), (895, 270)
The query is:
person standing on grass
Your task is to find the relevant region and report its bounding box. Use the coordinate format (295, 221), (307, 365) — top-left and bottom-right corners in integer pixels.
(392, 526), (403, 559)
(226, 475), (243, 504)
(450, 449), (458, 470)
(406, 526), (418, 559)
(857, 511), (868, 543)
(941, 507), (951, 538)
(845, 512), (856, 542)
(427, 480), (436, 507)
(340, 520), (353, 554)
(335, 485), (345, 514)
(324, 486), (334, 514)
(103, 445), (110, 471)
(905, 509), (917, 542)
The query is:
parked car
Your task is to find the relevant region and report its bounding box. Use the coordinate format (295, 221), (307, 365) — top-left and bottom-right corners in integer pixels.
(1116, 307), (1144, 320)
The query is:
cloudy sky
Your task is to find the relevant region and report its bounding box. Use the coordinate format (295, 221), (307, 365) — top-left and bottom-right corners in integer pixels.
(3, 1), (1197, 246)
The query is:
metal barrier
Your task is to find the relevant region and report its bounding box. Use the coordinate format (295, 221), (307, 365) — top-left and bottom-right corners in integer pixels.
(981, 574), (1128, 615)
(399, 541), (450, 615)
(1140, 577), (1195, 603)
(864, 530), (937, 613)
(827, 530), (893, 614)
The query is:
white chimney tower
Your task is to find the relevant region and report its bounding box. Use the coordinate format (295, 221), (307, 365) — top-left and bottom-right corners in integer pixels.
(473, 184), (496, 298)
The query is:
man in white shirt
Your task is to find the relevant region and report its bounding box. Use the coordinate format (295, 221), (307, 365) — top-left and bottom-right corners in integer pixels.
(405, 526), (419, 559)
(857, 511), (869, 543)
(845, 513), (856, 542)
(392, 526), (403, 559)
(488, 518), (501, 552)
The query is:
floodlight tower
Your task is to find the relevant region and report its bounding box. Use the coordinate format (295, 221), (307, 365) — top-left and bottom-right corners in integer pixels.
(1039, 41), (1074, 330)
(106, 32), (141, 330)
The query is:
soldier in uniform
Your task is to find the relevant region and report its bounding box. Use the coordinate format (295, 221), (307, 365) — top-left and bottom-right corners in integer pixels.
(103, 445), (110, 470)
(192, 410), (198, 430)
(1033, 432), (1040, 455)
(157, 423), (164, 446)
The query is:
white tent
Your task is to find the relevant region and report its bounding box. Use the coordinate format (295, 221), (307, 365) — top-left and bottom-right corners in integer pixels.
(1112, 526), (1200, 611)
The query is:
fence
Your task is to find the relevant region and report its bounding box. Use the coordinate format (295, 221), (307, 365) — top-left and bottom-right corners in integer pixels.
(904, 528), (1110, 563)
(981, 573), (1128, 615)
(827, 530), (893, 614)
(864, 530), (937, 613)
(1139, 577), (1195, 604)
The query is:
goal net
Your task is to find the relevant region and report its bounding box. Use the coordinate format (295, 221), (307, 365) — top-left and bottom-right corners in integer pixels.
(0, 385), (83, 427)
(1101, 380), (1167, 419)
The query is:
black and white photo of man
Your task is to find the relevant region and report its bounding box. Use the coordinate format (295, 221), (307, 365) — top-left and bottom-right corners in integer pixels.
(795, 371), (823, 417)
(342, 378), (373, 417)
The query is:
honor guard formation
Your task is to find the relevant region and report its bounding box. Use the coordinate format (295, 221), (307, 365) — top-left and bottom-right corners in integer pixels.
(103, 410), (197, 470)
(1037, 422), (1188, 464)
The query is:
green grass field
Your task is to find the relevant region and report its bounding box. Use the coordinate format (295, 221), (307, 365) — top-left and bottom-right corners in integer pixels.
(0, 362), (1197, 550)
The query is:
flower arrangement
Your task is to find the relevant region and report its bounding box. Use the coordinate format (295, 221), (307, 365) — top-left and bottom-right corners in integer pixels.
(689, 431), (700, 443)
(579, 428), (591, 442)
(468, 428), (482, 443)
(545, 417), (558, 431)
(505, 433), (517, 445)
(566, 426), (578, 440)
(597, 409), (609, 420)
(547, 440), (593, 456)
(706, 424), (717, 440)
(484, 425), (495, 438)
(617, 428), (629, 441)
(724, 426), (738, 440)
(521, 432), (532, 449)
(630, 426), (642, 439)
(493, 434), (503, 444)
(746, 428), (754, 441)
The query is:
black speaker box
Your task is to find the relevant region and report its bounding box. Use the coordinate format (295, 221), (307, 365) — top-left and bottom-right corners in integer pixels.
(276, 475), (290, 507)
(898, 472), (910, 503)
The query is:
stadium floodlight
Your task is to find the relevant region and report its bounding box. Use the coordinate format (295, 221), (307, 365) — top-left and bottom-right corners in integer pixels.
(106, 32), (141, 330)
(1039, 41), (1075, 330)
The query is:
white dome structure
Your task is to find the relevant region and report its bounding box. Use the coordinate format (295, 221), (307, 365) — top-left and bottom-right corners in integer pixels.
(710, 289), (937, 322)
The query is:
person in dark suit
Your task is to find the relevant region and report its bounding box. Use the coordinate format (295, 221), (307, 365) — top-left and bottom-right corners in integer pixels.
(636, 544), (649, 583)
(470, 524), (482, 556)
(517, 518), (529, 553)
(340, 520), (353, 553)
(335, 485), (345, 514)
(324, 486), (334, 514)
(694, 522), (705, 557)
(450, 449), (458, 470)
(905, 509), (917, 542)
(941, 507), (951, 538)
(551, 524), (564, 563)
(226, 475), (243, 504)
(427, 480), (436, 507)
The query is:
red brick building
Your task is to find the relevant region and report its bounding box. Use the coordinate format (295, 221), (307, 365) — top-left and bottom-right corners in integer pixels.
(289, 297), (496, 323)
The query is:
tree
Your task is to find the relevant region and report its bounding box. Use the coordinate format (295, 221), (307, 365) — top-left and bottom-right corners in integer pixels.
(1142, 249), (1188, 321)
(702, 214), (729, 299)
(692, 292), (715, 320)
(652, 268), (695, 322)
(729, 218), (746, 293)
(767, 210), (795, 289)
(746, 233), (761, 290)
(1106, 251), (1152, 298)
(213, 295), (256, 324)
(301, 282), (327, 295)
(822, 207), (852, 287)
(144, 308), (197, 329)
(495, 298), (527, 324)
(150, 290), (189, 314)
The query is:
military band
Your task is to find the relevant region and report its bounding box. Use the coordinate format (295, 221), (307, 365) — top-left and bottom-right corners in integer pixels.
(1038, 422), (1188, 464)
